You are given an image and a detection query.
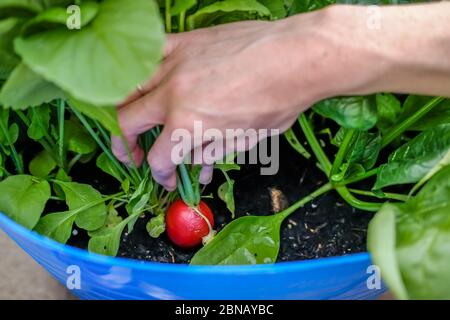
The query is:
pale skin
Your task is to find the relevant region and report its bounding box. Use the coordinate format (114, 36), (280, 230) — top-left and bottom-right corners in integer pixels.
(112, 3), (450, 191)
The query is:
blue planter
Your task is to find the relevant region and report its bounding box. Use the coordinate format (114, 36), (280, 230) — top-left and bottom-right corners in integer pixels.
(0, 212), (385, 300)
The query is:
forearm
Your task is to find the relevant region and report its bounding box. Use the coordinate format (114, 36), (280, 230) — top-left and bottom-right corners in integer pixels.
(363, 2), (450, 97)
(286, 2), (450, 101)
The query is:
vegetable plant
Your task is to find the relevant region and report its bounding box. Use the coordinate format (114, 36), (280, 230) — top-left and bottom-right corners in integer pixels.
(0, 0), (449, 300)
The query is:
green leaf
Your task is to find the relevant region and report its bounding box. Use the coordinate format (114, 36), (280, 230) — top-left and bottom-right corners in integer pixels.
(21, 2), (99, 36)
(367, 203), (409, 300)
(346, 131), (381, 170)
(171, 0), (197, 16)
(15, 0), (165, 106)
(0, 175), (50, 229)
(34, 210), (77, 244)
(191, 214), (283, 265)
(187, 0), (271, 29)
(67, 97), (121, 135)
(27, 104), (51, 140)
(218, 179), (236, 218)
(55, 181), (107, 231)
(313, 96), (378, 130)
(369, 166), (450, 299)
(64, 118), (96, 155)
(0, 0), (43, 19)
(88, 204), (123, 237)
(0, 18), (22, 79)
(146, 214), (165, 238)
(376, 93), (402, 133)
(374, 125), (450, 190)
(0, 63), (64, 110)
(96, 152), (123, 182)
(258, 0), (286, 19)
(88, 213), (137, 256)
(284, 128), (311, 159)
(408, 99), (450, 131)
(29, 149), (57, 177)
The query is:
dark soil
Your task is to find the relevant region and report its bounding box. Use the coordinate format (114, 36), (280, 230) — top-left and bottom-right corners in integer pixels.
(68, 134), (374, 264)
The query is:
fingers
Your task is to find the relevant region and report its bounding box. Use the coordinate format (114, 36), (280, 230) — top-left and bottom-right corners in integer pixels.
(199, 165), (214, 185)
(112, 88), (167, 165)
(147, 123), (186, 191)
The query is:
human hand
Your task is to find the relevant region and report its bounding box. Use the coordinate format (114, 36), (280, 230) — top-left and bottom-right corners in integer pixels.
(114, 4), (450, 191)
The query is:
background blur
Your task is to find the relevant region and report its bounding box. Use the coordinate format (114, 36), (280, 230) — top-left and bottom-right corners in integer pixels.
(0, 230), (74, 299)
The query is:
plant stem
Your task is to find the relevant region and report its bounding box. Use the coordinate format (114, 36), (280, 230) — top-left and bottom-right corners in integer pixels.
(279, 183), (333, 219)
(298, 114), (332, 174)
(348, 188), (408, 202)
(179, 11), (186, 32)
(382, 96), (445, 148)
(298, 113), (381, 212)
(338, 167), (379, 186)
(57, 100), (65, 168)
(330, 129), (355, 179)
(70, 107), (132, 183)
(335, 186), (382, 212)
(178, 163), (198, 206)
(0, 117), (23, 174)
(165, 0), (172, 33)
(16, 110), (57, 157)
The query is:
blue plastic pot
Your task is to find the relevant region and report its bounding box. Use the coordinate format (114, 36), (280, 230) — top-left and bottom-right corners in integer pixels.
(0, 212), (385, 300)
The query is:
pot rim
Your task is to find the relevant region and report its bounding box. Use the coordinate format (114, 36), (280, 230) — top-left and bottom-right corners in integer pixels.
(0, 212), (371, 274)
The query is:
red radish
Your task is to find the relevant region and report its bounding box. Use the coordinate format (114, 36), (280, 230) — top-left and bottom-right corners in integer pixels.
(166, 199), (215, 248)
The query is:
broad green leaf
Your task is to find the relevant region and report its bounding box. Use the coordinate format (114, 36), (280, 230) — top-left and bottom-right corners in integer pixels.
(187, 0), (271, 29)
(146, 214), (165, 238)
(258, 0), (286, 19)
(191, 214), (283, 265)
(171, 0), (197, 16)
(29, 149), (57, 177)
(126, 176), (152, 232)
(34, 210), (76, 244)
(367, 203), (409, 300)
(313, 96), (378, 130)
(64, 118), (96, 155)
(0, 18), (22, 79)
(96, 152), (123, 182)
(376, 93), (402, 133)
(27, 104), (51, 140)
(15, 0), (165, 106)
(286, 0), (337, 15)
(88, 213), (137, 256)
(55, 181), (107, 231)
(409, 149), (450, 195)
(68, 97), (121, 135)
(22, 2), (99, 36)
(88, 204), (123, 237)
(383, 166), (450, 299)
(0, 175), (50, 229)
(374, 125), (450, 190)
(0, 63), (64, 110)
(346, 131), (381, 170)
(0, 0), (42, 19)
(409, 99), (450, 131)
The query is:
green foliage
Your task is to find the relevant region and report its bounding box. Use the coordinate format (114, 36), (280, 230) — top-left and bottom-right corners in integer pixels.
(191, 214), (284, 265)
(313, 96), (378, 130)
(187, 0), (271, 29)
(0, 175), (50, 229)
(374, 125), (450, 190)
(369, 165), (450, 299)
